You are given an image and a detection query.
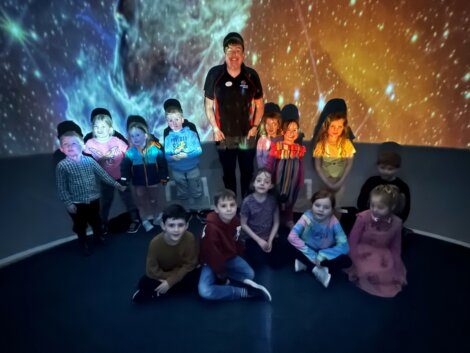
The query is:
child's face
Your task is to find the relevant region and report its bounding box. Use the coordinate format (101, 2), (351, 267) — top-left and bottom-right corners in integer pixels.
(161, 217), (188, 244)
(265, 118), (280, 138)
(93, 120), (113, 140)
(311, 197), (333, 222)
(253, 172), (273, 194)
(166, 113), (184, 132)
(60, 135), (83, 159)
(214, 197), (237, 224)
(377, 163), (399, 181)
(283, 122), (299, 144)
(129, 127), (147, 147)
(327, 119), (345, 140)
(370, 194), (392, 218)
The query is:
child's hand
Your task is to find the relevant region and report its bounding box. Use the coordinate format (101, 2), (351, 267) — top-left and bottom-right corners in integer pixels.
(154, 280), (170, 296)
(312, 258), (321, 267)
(178, 152), (187, 159)
(117, 184), (127, 192)
(264, 240), (273, 253)
(258, 239), (269, 252)
(66, 204), (77, 214)
(160, 179), (168, 185)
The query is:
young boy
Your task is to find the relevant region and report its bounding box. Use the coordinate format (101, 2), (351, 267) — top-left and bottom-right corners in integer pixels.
(132, 204), (198, 302)
(56, 131), (126, 255)
(357, 150), (411, 222)
(163, 98), (203, 201)
(198, 189), (272, 301)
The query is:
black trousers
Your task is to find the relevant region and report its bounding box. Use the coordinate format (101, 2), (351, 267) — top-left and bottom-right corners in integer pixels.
(136, 269), (200, 297)
(68, 199), (103, 243)
(217, 147), (256, 198)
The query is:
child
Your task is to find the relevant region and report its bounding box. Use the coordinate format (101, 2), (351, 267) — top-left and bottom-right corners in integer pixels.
(121, 118), (169, 232)
(53, 120), (84, 167)
(84, 110), (140, 234)
(280, 103), (305, 144)
(288, 190), (349, 288)
(345, 185), (407, 297)
(357, 150), (410, 223)
(240, 168), (279, 253)
(313, 111), (356, 197)
(312, 98), (355, 145)
(83, 108), (128, 144)
(56, 131), (126, 255)
(256, 111), (283, 169)
(163, 98), (203, 201)
(267, 119), (306, 227)
(132, 204), (199, 303)
(198, 189), (272, 301)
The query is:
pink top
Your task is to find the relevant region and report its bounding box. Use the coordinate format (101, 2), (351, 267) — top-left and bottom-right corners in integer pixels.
(85, 136), (128, 179)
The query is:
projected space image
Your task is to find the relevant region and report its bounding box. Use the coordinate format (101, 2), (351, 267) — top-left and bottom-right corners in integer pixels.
(0, 0), (468, 157)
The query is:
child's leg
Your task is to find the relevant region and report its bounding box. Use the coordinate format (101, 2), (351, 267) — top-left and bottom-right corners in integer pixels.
(118, 185), (140, 222)
(99, 181), (115, 226)
(198, 264), (247, 300)
(137, 275), (161, 296)
(224, 256), (255, 282)
(134, 185), (152, 221)
(171, 169), (190, 200)
(186, 167), (203, 199)
(85, 199), (104, 239)
(147, 185), (162, 221)
(69, 204), (88, 243)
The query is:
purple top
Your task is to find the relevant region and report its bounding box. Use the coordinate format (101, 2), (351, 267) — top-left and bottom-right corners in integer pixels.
(240, 194), (278, 240)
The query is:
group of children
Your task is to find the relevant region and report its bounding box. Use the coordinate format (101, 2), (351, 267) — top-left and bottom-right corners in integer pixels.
(55, 97), (410, 299)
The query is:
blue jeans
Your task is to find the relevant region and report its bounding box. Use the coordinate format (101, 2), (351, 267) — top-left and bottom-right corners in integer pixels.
(198, 256), (255, 300)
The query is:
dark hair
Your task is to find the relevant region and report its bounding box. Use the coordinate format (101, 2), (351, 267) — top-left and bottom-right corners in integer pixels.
(249, 168), (273, 192)
(223, 32), (244, 51)
(370, 184), (400, 210)
(214, 189), (236, 206)
(377, 151), (401, 168)
(261, 111), (282, 136)
(282, 119), (299, 133)
(310, 189), (336, 209)
(162, 204), (190, 223)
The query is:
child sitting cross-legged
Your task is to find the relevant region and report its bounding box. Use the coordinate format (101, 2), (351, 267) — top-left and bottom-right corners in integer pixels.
(132, 204), (199, 303)
(198, 189), (272, 301)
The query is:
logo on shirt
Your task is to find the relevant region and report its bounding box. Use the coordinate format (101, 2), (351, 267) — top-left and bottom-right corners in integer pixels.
(240, 80), (248, 89)
(225, 81), (233, 87)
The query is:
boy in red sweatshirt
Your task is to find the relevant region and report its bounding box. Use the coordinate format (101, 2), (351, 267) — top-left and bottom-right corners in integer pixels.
(198, 189), (271, 301)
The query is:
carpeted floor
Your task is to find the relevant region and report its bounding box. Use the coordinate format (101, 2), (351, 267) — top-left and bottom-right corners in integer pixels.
(0, 215), (469, 353)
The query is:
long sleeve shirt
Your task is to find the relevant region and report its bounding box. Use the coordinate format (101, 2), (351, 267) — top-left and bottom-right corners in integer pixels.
(56, 155), (120, 207)
(288, 210), (349, 262)
(146, 231), (198, 287)
(164, 127), (202, 172)
(84, 136), (128, 179)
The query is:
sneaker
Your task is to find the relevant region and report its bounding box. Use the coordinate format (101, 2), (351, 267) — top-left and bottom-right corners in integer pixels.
(132, 289), (151, 303)
(127, 221), (141, 234)
(312, 266), (331, 288)
(142, 220), (154, 232)
(243, 279), (272, 302)
(294, 259), (307, 272)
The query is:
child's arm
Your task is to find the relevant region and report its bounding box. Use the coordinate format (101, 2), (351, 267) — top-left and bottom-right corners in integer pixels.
(157, 145), (169, 183)
(146, 239), (170, 282)
(390, 218), (403, 269)
(287, 214), (319, 263)
(400, 182), (411, 222)
(55, 165), (76, 213)
(314, 157), (335, 189)
(267, 206), (280, 251)
(91, 159), (125, 191)
(256, 137), (270, 168)
(357, 178), (374, 211)
(317, 219), (350, 262)
(348, 212), (367, 259)
(182, 131), (202, 159)
(330, 157), (354, 190)
(200, 224), (227, 275)
(240, 215), (269, 250)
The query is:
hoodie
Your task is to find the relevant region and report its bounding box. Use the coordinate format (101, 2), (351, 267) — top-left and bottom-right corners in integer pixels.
(199, 212), (244, 274)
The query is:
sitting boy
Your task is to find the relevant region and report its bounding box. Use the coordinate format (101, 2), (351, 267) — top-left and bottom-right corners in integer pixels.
(132, 204), (198, 302)
(357, 150), (411, 223)
(163, 98), (203, 201)
(198, 189), (272, 301)
(56, 131), (126, 255)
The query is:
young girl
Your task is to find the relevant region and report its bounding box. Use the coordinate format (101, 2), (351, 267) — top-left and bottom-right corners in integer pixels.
(313, 112), (356, 198)
(345, 184), (406, 297)
(240, 168), (280, 253)
(288, 190), (349, 288)
(84, 113), (140, 233)
(267, 119), (306, 228)
(121, 120), (169, 232)
(256, 111), (283, 169)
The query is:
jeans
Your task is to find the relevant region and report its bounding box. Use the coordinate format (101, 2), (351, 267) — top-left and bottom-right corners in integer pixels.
(198, 256), (255, 300)
(171, 167), (203, 200)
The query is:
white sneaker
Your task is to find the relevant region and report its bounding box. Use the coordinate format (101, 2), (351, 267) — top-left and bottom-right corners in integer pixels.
(294, 259), (307, 272)
(312, 266), (331, 288)
(142, 220), (154, 232)
(243, 279), (272, 302)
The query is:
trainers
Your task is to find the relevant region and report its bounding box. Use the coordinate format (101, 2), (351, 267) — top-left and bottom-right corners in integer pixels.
(243, 279), (272, 302)
(294, 259), (307, 272)
(312, 266), (331, 288)
(132, 289), (151, 303)
(127, 221), (141, 234)
(142, 220), (154, 232)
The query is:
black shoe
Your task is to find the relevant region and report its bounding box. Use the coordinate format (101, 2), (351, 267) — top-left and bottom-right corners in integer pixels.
(243, 279), (272, 301)
(132, 289), (151, 303)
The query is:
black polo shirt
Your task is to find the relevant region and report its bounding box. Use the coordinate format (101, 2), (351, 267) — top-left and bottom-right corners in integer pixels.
(204, 63), (263, 138)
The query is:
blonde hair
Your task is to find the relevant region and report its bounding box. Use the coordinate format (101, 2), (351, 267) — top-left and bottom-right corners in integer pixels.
(316, 112), (349, 157)
(92, 114), (114, 137)
(128, 122), (148, 134)
(370, 184), (400, 211)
